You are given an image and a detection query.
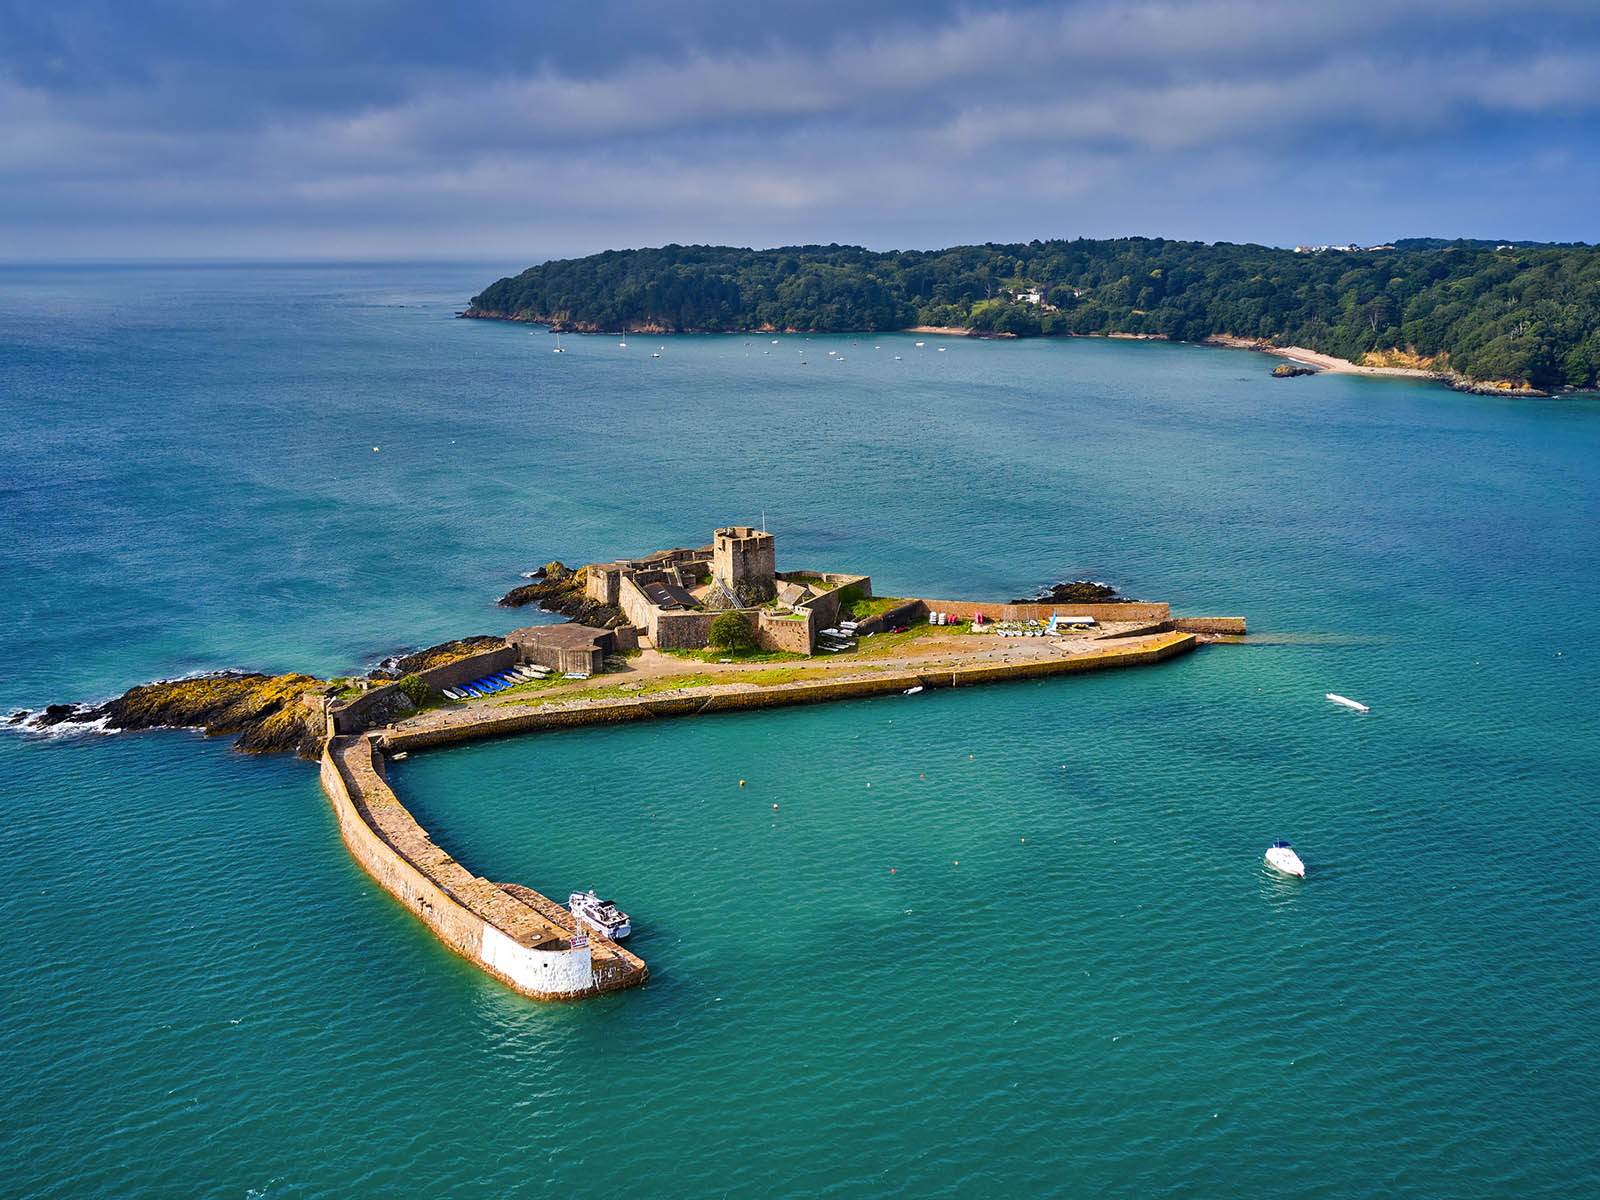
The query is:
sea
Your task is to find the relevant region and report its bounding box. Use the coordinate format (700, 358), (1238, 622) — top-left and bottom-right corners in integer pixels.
(2, 262), (1597, 1198)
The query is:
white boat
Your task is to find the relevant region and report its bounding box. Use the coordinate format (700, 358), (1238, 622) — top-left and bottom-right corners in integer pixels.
(1326, 693), (1370, 712)
(904, 685), (923, 695)
(569, 890), (632, 939)
(552, 333), (565, 353)
(1264, 841), (1306, 877)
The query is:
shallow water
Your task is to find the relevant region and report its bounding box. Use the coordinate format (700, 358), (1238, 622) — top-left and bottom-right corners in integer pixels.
(3, 263), (1597, 1197)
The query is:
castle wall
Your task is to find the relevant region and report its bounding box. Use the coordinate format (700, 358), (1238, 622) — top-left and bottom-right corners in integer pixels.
(585, 564), (622, 606)
(756, 609), (814, 654)
(654, 610), (720, 650)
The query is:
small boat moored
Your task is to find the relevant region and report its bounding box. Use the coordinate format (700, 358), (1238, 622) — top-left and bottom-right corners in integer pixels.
(1265, 841), (1306, 877)
(569, 890), (632, 939)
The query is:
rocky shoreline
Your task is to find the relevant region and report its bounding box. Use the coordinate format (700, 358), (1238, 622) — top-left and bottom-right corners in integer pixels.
(8, 671), (330, 755)
(9, 636), (519, 758)
(497, 561), (626, 626)
(1202, 334), (1552, 397)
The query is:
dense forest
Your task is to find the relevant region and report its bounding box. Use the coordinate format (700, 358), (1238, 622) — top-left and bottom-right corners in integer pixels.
(467, 238), (1600, 389)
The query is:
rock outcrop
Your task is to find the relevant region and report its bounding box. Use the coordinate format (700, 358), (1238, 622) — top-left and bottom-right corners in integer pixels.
(497, 562), (626, 627)
(1014, 580), (1129, 605)
(14, 672), (329, 756)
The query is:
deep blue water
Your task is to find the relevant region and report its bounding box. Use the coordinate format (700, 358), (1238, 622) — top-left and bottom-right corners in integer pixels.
(3, 263), (1597, 1197)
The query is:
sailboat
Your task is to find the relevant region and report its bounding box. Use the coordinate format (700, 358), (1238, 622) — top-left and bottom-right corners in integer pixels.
(552, 332), (566, 353)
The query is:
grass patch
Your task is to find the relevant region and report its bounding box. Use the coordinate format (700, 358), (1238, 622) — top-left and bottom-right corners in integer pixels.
(664, 647), (808, 664)
(495, 672), (724, 706)
(840, 594), (908, 621)
(852, 622), (970, 657)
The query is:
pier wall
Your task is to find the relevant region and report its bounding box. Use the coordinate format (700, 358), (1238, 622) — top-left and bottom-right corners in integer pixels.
(924, 599), (1171, 624)
(380, 631), (1197, 754)
(319, 735), (647, 1000)
(1172, 617), (1247, 634)
(329, 645), (517, 734)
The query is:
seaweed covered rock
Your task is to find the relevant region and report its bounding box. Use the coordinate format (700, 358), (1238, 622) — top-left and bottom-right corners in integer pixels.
(1272, 363), (1317, 377)
(106, 673), (328, 754)
(54, 672), (334, 755)
(1014, 580), (1128, 605)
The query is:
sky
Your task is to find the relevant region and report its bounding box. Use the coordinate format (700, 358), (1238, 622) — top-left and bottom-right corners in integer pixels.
(2, 0), (1598, 261)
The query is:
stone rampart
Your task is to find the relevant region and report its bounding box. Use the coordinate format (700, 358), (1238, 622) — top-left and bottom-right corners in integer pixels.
(798, 574), (868, 632)
(319, 735), (647, 1000)
(617, 574), (657, 633)
(654, 610), (719, 650)
(416, 645), (519, 693)
(756, 609), (814, 654)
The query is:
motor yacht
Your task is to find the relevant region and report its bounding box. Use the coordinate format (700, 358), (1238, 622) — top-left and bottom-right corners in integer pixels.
(1264, 841), (1306, 877)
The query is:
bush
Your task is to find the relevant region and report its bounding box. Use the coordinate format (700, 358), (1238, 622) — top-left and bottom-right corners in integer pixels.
(396, 673), (431, 706)
(709, 611), (754, 651)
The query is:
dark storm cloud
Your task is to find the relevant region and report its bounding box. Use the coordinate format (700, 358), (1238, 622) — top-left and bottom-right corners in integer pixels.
(1, 0), (1596, 258)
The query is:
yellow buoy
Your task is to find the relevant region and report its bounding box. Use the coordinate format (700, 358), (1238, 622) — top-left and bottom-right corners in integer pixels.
(739, 780), (745, 787)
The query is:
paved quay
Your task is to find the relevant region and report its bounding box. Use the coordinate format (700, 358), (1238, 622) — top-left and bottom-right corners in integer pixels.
(380, 624), (1201, 753)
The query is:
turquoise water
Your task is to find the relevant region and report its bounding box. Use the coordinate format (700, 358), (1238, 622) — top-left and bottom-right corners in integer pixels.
(3, 263), (1597, 1197)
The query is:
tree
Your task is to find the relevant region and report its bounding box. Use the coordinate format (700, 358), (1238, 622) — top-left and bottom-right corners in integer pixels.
(709, 611), (754, 651)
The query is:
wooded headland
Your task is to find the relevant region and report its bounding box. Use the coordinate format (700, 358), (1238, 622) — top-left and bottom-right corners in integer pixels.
(465, 237), (1600, 391)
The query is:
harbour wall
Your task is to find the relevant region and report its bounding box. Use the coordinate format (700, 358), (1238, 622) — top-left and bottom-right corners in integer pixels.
(319, 734), (647, 1000)
(1172, 617), (1247, 634)
(923, 599), (1171, 623)
(380, 630), (1198, 755)
(329, 645), (519, 734)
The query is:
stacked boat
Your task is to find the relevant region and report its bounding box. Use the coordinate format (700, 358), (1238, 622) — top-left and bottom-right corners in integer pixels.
(818, 623), (857, 653)
(440, 663), (552, 701)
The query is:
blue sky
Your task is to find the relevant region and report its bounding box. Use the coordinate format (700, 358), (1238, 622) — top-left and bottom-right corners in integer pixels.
(2, 0), (1597, 260)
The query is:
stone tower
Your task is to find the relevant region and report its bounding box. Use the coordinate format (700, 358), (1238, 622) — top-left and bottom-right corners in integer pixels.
(713, 526), (776, 605)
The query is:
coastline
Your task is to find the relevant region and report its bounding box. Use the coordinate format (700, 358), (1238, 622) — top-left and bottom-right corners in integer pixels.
(1199, 334), (1551, 396)
(459, 308), (1554, 396)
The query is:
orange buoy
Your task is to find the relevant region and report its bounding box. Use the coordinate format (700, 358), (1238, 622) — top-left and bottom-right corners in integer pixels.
(739, 780), (745, 787)
(890, 868), (896, 874)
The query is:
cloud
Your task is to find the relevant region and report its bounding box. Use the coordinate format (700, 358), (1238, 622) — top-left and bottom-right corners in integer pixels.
(1, 0), (1598, 258)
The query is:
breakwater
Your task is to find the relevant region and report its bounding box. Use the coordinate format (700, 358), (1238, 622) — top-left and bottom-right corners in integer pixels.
(320, 734), (647, 1000)
(380, 630), (1198, 754)
(321, 629), (1195, 1000)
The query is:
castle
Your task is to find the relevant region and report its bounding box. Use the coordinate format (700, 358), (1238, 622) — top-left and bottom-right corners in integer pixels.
(573, 526), (870, 656)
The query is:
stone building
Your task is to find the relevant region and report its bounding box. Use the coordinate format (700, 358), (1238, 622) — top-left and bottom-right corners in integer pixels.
(712, 526), (776, 605)
(575, 525), (869, 656)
